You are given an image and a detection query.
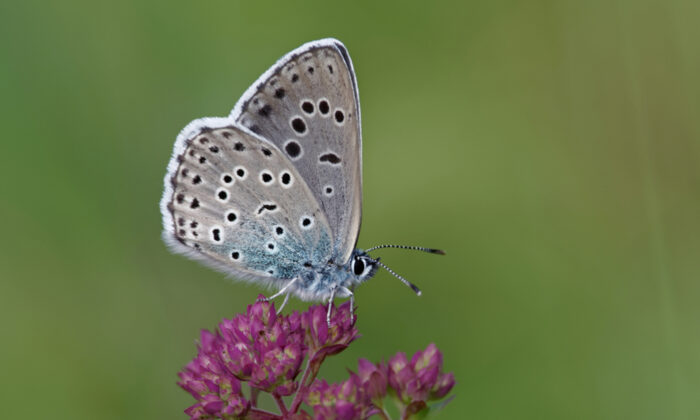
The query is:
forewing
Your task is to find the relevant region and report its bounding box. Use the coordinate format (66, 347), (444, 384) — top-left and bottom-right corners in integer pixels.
(161, 122), (333, 288)
(232, 39), (362, 264)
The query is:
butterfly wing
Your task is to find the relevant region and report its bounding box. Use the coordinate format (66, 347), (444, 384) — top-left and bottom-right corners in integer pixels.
(231, 39), (362, 265)
(161, 119), (334, 291)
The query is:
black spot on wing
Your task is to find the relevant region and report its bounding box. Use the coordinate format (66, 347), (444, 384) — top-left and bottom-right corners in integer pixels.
(318, 100), (330, 115)
(257, 203), (277, 215)
(291, 118), (306, 134)
(285, 141), (301, 158)
(258, 104), (272, 117)
(319, 153), (341, 164)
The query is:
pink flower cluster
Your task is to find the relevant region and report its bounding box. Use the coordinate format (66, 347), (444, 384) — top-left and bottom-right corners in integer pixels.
(178, 297), (454, 419)
(305, 346), (455, 420)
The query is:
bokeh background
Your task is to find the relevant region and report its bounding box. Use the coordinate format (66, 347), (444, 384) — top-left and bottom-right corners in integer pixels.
(2, 0), (699, 418)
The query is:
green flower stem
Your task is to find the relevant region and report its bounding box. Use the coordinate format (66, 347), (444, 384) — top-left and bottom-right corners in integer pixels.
(377, 407), (392, 420)
(290, 356), (314, 413)
(250, 386), (260, 407)
(272, 392), (288, 416)
(247, 408), (281, 420)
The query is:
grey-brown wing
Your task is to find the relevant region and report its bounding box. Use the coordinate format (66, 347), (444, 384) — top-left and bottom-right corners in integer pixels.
(160, 121), (333, 291)
(231, 39), (362, 265)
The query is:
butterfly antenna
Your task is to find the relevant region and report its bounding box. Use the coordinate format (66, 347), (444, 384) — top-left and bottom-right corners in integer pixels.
(365, 244), (446, 255)
(367, 257), (422, 296)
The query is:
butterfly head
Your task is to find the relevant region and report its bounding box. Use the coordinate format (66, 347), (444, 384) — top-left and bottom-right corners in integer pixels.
(349, 250), (380, 282)
(349, 245), (445, 295)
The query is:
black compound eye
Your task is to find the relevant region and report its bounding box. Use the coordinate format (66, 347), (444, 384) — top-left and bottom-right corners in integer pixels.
(353, 258), (365, 276)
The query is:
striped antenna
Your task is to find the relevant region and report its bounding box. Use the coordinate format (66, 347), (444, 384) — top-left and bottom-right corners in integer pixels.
(367, 257), (422, 296)
(365, 244), (446, 255)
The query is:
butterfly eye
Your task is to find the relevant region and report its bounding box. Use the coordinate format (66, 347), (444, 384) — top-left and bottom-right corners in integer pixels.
(353, 258), (365, 276)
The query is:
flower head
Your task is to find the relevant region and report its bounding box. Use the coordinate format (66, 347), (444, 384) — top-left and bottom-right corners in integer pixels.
(388, 343), (455, 404)
(300, 301), (361, 385)
(217, 297), (306, 396)
(305, 375), (374, 420)
(177, 330), (250, 419)
(356, 358), (389, 404)
(178, 298), (455, 419)
(302, 301), (359, 354)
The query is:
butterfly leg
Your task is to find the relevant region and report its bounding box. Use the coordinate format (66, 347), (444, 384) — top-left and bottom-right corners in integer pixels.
(258, 278), (298, 304)
(326, 286), (338, 327)
(339, 286), (355, 319)
(277, 292), (291, 312)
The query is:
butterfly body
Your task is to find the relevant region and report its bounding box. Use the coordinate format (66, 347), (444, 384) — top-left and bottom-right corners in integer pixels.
(283, 249), (379, 301)
(161, 39), (436, 308)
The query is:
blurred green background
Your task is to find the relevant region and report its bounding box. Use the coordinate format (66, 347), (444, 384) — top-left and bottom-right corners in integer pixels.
(2, 0), (699, 418)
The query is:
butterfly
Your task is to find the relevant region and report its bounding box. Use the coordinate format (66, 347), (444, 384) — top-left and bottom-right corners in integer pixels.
(160, 39), (443, 322)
